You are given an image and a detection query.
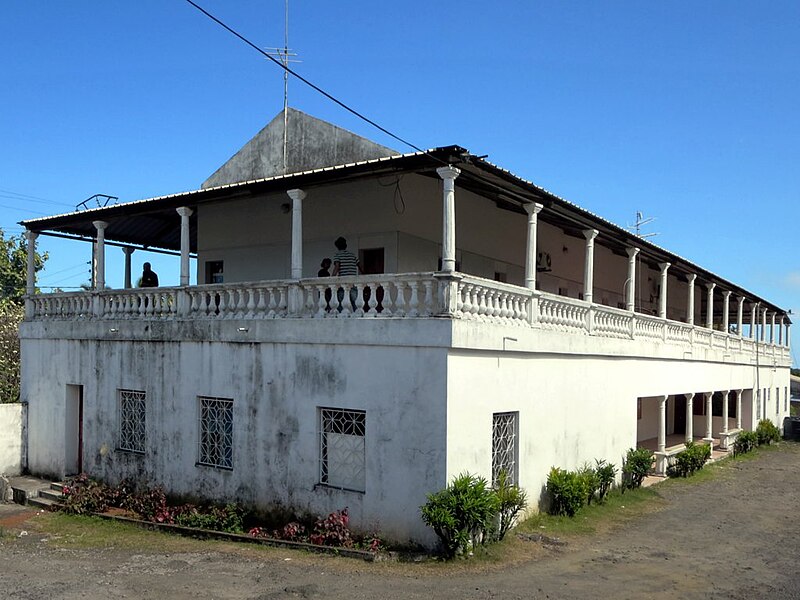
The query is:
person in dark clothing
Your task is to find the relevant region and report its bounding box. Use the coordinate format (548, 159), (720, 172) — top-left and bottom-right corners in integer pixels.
(140, 262), (159, 287)
(318, 258), (332, 277)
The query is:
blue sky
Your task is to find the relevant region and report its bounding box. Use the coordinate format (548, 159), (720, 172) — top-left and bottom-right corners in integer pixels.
(1, 2), (798, 353)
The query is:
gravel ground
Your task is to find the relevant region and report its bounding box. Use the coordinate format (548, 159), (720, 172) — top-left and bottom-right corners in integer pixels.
(2, 442), (799, 600)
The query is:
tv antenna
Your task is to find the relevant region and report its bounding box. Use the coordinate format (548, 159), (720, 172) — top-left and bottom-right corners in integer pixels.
(627, 211), (659, 239)
(264, 0), (301, 175)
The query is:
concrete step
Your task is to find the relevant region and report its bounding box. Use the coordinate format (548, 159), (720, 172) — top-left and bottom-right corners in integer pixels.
(50, 482), (66, 493)
(39, 489), (64, 503)
(27, 495), (59, 511)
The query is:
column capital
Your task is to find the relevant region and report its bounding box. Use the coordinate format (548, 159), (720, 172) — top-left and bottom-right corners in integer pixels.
(659, 262), (671, 273)
(737, 295), (745, 305)
(122, 246), (135, 256)
(722, 290), (731, 299)
(705, 281), (716, 291)
(176, 206), (194, 218)
(436, 165), (461, 181)
(286, 188), (307, 202)
(24, 229), (39, 242)
(687, 273), (697, 284)
(583, 228), (599, 241)
(92, 220), (109, 231)
(626, 246), (640, 259)
(523, 202), (543, 216)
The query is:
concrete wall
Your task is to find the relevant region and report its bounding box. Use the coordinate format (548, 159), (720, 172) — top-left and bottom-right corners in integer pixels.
(22, 318), (450, 545)
(0, 403), (24, 476)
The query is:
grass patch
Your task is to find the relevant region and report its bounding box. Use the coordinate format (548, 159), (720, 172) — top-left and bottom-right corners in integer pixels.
(516, 485), (664, 540)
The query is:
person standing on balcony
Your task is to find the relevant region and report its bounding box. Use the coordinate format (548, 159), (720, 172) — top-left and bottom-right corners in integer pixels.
(331, 237), (361, 311)
(140, 262), (159, 287)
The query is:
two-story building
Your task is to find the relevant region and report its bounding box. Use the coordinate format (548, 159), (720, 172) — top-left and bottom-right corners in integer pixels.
(19, 109), (792, 545)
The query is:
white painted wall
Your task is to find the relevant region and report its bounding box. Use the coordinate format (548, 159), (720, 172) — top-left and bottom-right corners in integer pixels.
(0, 403), (24, 476)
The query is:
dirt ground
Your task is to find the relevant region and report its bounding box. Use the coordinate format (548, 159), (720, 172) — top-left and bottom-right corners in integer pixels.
(2, 443), (799, 600)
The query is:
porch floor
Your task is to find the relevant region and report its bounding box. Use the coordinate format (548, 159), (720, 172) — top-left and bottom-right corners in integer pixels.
(638, 434), (730, 487)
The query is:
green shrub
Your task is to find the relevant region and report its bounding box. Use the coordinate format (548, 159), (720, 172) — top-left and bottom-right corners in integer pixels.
(175, 503), (244, 534)
(420, 473), (500, 558)
(594, 459), (617, 503)
(733, 430), (759, 456)
(493, 470), (527, 541)
(621, 448), (654, 491)
(577, 463), (599, 505)
(666, 441), (711, 478)
(546, 467), (585, 517)
(756, 420), (781, 446)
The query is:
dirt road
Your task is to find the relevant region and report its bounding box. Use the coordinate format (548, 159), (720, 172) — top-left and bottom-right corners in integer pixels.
(2, 443), (799, 600)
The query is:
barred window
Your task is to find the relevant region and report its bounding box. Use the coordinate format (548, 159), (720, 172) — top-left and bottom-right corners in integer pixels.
(319, 408), (365, 492)
(492, 412), (518, 486)
(198, 396), (234, 469)
(118, 389), (146, 453)
(776, 388), (780, 416)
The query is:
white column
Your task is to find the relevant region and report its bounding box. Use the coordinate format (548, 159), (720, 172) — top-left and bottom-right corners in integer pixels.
(722, 291), (731, 334)
(626, 247), (639, 311)
(24, 229), (38, 295)
(658, 395), (667, 453)
(93, 220), (109, 290)
(122, 247), (135, 289)
(437, 166), (461, 273)
(761, 307), (767, 342)
(176, 207), (193, 286)
(770, 312), (776, 345)
(750, 302), (757, 339)
(582, 229), (599, 303)
(779, 316), (784, 346)
(788, 323), (792, 348)
(523, 202), (544, 290)
(658, 262), (670, 319)
(686, 273), (696, 325)
(286, 189), (306, 279)
(722, 390), (729, 434)
(705, 283), (716, 329)
(736, 389), (742, 430)
(686, 394), (694, 443)
(737, 296), (744, 337)
(704, 392), (713, 445)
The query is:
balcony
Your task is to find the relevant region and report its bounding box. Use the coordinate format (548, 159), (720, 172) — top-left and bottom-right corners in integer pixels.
(25, 272), (791, 364)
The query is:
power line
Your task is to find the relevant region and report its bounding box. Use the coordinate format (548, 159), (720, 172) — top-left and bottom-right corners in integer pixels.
(0, 188), (74, 208)
(183, 0), (446, 165)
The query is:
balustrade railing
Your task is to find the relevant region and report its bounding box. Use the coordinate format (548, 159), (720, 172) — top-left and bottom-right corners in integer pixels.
(25, 273), (790, 365)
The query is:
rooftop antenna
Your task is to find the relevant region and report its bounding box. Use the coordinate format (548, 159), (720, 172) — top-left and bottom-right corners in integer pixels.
(627, 211), (659, 239)
(264, 0), (300, 175)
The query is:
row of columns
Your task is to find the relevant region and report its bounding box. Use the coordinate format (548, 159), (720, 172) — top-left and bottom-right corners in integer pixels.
(17, 168), (793, 349)
(657, 390), (744, 455)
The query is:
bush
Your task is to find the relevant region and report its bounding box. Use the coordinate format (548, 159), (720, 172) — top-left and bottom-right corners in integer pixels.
(175, 503), (244, 534)
(594, 459), (617, 503)
(420, 473), (500, 558)
(577, 463), (599, 506)
(733, 430), (759, 456)
(622, 448), (654, 491)
(756, 420), (781, 446)
(666, 442), (711, 478)
(309, 508), (352, 547)
(493, 470), (527, 540)
(546, 467), (585, 517)
(61, 474), (119, 515)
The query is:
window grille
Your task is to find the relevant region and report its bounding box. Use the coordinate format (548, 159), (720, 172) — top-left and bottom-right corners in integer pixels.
(319, 408), (366, 492)
(198, 396), (234, 469)
(776, 388), (780, 416)
(492, 412), (518, 486)
(118, 389), (146, 453)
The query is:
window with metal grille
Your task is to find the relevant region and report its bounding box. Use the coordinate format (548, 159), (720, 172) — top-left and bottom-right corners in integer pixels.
(319, 408), (365, 492)
(492, 412), (518, 486)
(776, 388), (780, 415)
(198, 396), (234, 469)
(118, 389), (146, 453)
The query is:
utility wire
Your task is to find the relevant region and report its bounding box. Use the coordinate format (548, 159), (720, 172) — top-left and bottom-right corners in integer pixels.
(183, 0), (447, 165)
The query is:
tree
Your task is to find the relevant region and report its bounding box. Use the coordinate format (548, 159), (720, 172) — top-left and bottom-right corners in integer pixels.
(0, 228), (48, 402)
(1, 228), (47, 303)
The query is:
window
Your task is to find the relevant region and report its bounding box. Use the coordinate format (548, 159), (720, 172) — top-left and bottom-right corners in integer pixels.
(118, 389), (146, 453)
(205, 260), (224, 284)
(198, 396), (233, 469)
(319, 408), (366, 492)
(756, 390), (761, 420)
(776, 388), (780, 416)
(492, 412), (518, 486)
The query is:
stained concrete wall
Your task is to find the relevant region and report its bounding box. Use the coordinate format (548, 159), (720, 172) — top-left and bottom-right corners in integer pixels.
(0, 403), (24, 476)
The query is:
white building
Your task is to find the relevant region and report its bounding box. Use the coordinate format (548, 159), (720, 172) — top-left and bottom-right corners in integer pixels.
(19, 109), (792, 546)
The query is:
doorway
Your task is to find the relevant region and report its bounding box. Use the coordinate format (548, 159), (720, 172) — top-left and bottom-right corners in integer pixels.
(65, 385), (83, 475)
(674, 395), (687, 436)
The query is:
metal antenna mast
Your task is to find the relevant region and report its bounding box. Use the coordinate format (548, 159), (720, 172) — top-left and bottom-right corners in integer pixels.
(626, 211), (659, 312)
(264, 0), (300, 175)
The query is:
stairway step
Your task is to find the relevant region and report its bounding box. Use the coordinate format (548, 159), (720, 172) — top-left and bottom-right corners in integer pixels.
(39, 489), (63, 503)
(50, 482), (66, 493)
(27, 496), (58, 511)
